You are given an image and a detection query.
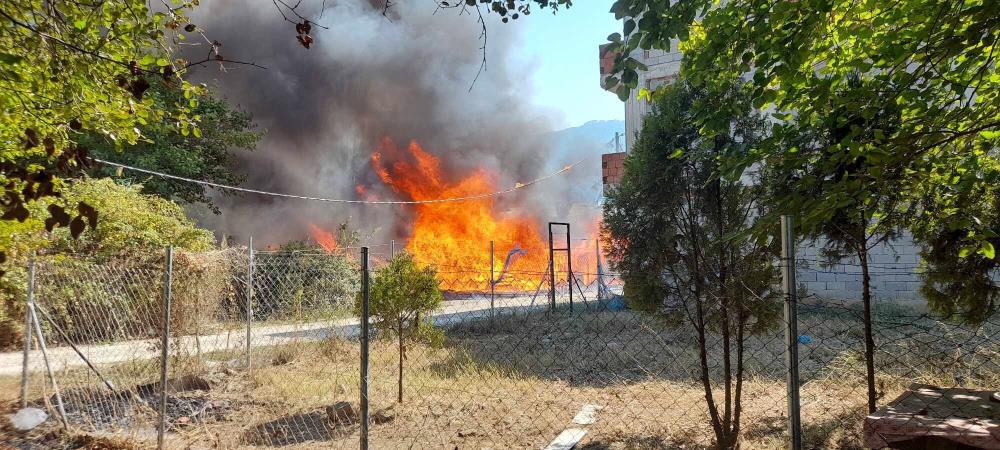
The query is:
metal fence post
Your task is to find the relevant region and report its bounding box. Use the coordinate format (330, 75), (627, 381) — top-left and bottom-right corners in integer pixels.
(489, 240), (495, 325)
(246, 236), (254, 371)
(595, 238), (605, 302)
(781, 216), (802, 450)
(28, 302), (67, 428)
(390, 239), (395, 258)
(20, 257), (35, 408)
(360, 247), (370, 450)
(566, 225), (573, 312)
(158, 246), (174, 450)
(548, 225), (556, 312)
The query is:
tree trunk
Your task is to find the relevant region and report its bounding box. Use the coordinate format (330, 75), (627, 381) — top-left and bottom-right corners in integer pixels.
(715, 177), (733, 436)
(690, 221), (725, 444)
(859, 246), (877, 413)
(398, 316), (404, 403)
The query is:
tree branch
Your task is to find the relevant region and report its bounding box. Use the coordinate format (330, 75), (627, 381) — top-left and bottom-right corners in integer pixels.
(469, 4), (487, 92)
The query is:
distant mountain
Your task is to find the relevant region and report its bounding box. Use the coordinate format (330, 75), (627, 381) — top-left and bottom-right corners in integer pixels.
(537, 120), (625, 209)
(543, 120), (625, 167)
(547, 120), (626, 154)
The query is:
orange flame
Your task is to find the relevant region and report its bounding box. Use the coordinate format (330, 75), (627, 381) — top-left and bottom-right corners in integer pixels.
(372, 138), (551, 290)
(308, 223), (338, 253)
(355, 184), (379, 201)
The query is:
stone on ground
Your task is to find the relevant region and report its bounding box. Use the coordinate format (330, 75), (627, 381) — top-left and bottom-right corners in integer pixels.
(10, 407), (48, 431)
(325, 401), (357, 424)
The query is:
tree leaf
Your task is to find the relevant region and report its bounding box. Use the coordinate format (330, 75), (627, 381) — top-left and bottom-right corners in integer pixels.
(0, 53), (24, 65)
(69, 216), (86, 238)
(624, 19), (636, 36)
(979, 241), (996, 259)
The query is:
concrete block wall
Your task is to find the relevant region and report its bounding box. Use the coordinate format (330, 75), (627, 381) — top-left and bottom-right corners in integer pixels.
(796, 235), (924, 303)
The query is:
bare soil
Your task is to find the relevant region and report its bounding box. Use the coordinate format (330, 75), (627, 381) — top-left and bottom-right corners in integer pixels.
(3, 307), (997, 449)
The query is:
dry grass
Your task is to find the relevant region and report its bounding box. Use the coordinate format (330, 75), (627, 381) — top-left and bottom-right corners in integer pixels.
(4, 307), (998, 449)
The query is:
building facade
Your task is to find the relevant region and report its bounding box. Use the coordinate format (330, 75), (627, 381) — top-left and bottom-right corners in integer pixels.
(601, 152), (626, 186)
(623, 48), (682, 150)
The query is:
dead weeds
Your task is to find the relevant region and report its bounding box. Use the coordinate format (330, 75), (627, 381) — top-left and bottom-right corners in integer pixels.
(3, 308), (997, 449)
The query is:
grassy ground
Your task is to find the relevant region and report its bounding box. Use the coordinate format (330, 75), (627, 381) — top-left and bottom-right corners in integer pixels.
(3, 306), (998, 449)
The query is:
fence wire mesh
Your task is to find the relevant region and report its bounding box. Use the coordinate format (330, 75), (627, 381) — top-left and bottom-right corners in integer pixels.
(5, 244), (1000, 449)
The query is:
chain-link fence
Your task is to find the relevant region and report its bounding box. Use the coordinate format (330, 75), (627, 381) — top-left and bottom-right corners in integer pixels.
(6, 236), (1000, 449)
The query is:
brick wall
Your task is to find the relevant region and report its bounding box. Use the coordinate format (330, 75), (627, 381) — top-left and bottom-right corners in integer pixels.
(796, 235), (923, 302)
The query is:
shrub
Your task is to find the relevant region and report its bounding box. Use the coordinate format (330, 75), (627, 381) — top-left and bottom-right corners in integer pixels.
(253, 241), (361, 321)
(357, 253), (444, 402)
(0, 178), (216, 349)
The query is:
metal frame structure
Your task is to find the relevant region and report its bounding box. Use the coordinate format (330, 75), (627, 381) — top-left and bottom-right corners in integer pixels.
(547, 222), (572, 312)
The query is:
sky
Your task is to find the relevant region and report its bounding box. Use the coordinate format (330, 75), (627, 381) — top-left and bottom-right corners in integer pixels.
(510, 0), (625, 128)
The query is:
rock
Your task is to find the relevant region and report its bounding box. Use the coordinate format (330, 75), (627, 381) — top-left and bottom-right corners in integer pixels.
(136, 374), (211, 396)
(174, 375), (211, 392)
(325, 401), (357, 424)
(372, 409), (394, 424)
(10, 407), (48, 431)
(457, 429), (478, 438)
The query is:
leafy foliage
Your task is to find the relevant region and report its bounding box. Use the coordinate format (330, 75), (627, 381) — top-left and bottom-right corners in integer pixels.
(602, 80), (779, 449)
(0, 178), (216, 349)
(362, 253), (444, 339)
(604, 0), (1000, 323)
(357, 252), (444, 402)
(0, 0), (210, 262)
(254, 240), (361, 321)
(41, 178), (214, 256)
(914, 156), (1000, 325)
(83, 81), (262, 212)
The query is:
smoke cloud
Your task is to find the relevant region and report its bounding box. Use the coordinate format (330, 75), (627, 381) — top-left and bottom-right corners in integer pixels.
(187, 0), (604, 247)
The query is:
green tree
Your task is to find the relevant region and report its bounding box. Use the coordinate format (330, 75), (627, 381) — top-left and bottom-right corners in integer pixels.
(358, 253), (444, 403)
(83, 81), (262, 212)
(759, 75), (908, 413)
(603, 80), (780, 450)
(253, 233), (361, 321)
(0, 0), (211, 260)
(603, 0), (1000, 399)
(912, 155), (1000, 325)
(0, 177), (215, 348)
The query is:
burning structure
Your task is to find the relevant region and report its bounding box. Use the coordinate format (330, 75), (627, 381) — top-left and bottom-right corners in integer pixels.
(301, 137), (601, 292)
(181, 0), (609, 290)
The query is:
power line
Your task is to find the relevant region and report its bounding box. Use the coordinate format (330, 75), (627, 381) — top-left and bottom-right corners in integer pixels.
(94, 158), (582, 205)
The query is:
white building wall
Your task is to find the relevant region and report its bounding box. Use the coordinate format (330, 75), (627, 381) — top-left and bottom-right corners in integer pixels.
(796, 236), (924, 303)
(624, 47), (683, 150)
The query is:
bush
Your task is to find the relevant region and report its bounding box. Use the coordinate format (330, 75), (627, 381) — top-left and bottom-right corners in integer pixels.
(253, 241), (361, 321)
(357, 253), (444, 402)
(0, 178), (216, 349)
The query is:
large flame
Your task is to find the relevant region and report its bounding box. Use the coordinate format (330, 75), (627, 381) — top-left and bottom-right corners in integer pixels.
(371, 138), (552, 290)
(308, 223), (338, 253)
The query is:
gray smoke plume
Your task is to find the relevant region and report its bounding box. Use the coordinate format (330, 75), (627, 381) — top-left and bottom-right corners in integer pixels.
(187, 0), (604, 247)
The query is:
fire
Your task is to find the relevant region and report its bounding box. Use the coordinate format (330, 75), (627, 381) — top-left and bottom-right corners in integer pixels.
(307, 223), (338, 253)
(572, 217), (604, 285)
(355, 184), (378, 201)
(371, 138), (551, 290)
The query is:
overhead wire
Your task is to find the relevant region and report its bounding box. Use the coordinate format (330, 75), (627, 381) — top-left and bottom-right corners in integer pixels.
(93, 157), (583, 205)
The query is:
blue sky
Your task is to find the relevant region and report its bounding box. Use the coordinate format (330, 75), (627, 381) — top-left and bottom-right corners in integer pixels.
(512, 1), (624, 128)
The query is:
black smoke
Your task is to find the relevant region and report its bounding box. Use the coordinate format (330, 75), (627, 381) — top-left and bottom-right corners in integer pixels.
(187, 0), (603, 247)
